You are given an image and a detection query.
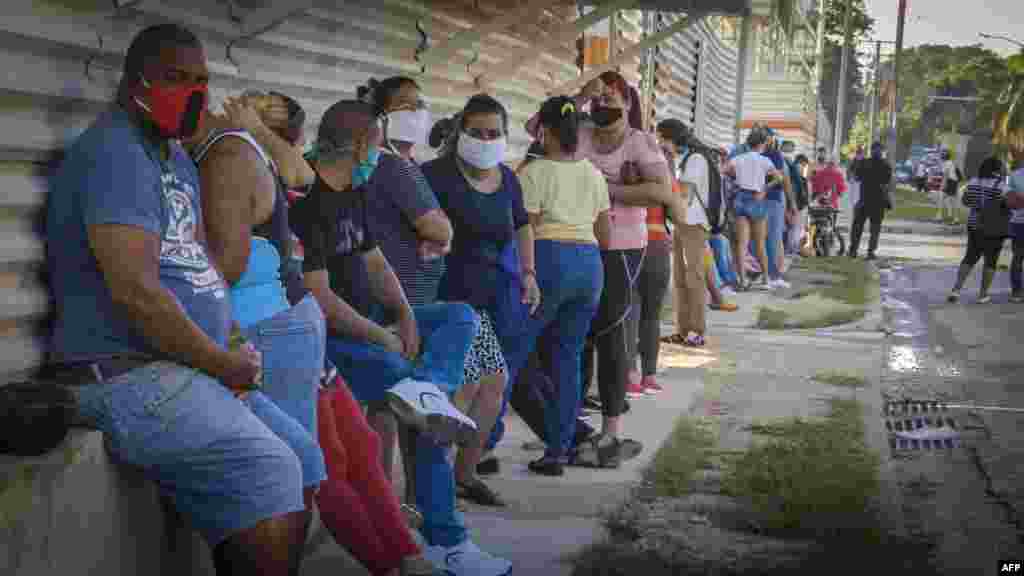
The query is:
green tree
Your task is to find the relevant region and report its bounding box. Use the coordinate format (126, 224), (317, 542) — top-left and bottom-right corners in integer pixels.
(992, 53), (1024, 165)
(841, 112), (870, 158)
(881, 45), (1023, 162)
(807, 0), (874, 146)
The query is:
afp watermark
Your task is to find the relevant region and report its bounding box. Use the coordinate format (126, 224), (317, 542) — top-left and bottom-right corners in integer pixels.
(1000, 560), (1022, 574)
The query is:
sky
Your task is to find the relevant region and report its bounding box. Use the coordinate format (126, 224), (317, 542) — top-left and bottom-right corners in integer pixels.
(863, 0), (1022, 56)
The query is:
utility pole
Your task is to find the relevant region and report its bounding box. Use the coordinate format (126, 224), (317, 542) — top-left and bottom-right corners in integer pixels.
(833, 0), (852, 160)
(733, 14), (753, 145)
(868, 40), (881, 144)
(887, 0), (907, 158)
(813, 0), (826, 153)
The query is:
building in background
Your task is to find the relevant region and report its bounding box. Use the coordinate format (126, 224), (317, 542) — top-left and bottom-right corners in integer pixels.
(728, 0), (832, 155)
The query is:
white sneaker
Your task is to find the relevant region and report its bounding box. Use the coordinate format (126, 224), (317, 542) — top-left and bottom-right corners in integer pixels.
(721, 287), (737, 297)
(423, 539), (513, 576)
(769, 278), (791, 290)
(386, 378), (477, 447)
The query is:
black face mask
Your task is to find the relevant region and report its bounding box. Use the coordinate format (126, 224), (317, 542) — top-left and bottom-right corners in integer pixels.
(591, 106), (623, 127)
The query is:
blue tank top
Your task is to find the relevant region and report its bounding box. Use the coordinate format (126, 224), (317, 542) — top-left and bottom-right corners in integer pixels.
(193, 130), (291, 329)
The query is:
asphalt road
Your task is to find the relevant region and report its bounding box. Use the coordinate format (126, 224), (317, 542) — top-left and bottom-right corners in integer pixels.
(879, 261), (1024, 574)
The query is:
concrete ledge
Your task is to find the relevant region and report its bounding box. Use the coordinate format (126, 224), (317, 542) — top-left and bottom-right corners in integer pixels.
(1, 429), (191, 575)
(1, 429), (366, 575)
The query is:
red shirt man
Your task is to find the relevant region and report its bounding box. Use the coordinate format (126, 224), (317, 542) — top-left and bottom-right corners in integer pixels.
(810, 159), (847, 209)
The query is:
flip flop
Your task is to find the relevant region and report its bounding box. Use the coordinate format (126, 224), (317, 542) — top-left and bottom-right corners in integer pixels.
(660, 333), (687, 345)
(456, 477), (506, 507)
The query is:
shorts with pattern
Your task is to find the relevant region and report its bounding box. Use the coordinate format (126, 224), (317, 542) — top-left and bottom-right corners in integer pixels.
(463, 308), (507, 385)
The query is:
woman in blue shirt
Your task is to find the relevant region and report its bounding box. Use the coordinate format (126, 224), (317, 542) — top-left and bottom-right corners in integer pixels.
(422, 95), (540, 461)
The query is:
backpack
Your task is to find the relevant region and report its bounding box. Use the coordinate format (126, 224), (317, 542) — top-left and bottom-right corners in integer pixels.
(788, 160), (809, 210)
(680, 149), (724, 234)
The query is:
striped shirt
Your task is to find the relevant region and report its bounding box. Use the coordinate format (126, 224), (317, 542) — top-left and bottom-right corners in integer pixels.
(1009, 168), (1024, 226)
(962, 177), (1006, 232)
(370, 153), (446, 307)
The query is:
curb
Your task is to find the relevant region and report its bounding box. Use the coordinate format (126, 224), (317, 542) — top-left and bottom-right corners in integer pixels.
(836, 224), (963, 237)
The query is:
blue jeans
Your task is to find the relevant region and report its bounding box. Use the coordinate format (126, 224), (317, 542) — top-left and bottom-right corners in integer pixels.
(748, 199), (785, 280)
(71, 362), (310, 546)
(528, 241), (603, 458)
(765, 199), (785, 280)
(485, 242), (603, 457)
(709, 234), (737, 286)
(325, 302), (477, 548)
(242, 295), (328, 487)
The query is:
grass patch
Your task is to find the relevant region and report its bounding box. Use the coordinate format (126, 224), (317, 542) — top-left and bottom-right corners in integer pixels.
(888, 202), (966, 223)
(644, 416), (718, 498)
(812, 369), (868, 388)
(793, 257), (878, 306)
(755, 307), (790, 330)
(893, 184), (931, 205)
(756, 257), (877, 329)
(721, 397), (881, 540)
(755, 293), (867, 330)
(889, 185), (967, 222)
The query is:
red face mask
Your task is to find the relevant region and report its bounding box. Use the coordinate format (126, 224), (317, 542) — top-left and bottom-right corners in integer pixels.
(135, 76), (208, 139)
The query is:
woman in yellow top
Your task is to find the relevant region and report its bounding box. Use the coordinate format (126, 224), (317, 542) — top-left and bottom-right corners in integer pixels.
(514, 96), (612, 476)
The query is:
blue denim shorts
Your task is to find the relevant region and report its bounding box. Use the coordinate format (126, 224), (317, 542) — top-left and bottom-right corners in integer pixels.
(239, 293), (323, 469)
(71, 362), (307, 546)
(734, 190), (769, 220)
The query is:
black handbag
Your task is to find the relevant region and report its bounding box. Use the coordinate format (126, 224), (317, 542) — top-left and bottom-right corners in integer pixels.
(0, 381), (75, 456)
(979, 194), (1011, 238)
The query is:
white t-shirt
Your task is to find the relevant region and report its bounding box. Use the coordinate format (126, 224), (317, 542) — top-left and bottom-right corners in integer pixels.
(680, 152), (710, 228)
(730, 151), (776, 192)
(943, 160), (957, 185)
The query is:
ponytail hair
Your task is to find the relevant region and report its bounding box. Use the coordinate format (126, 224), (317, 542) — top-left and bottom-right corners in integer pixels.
(357, 76), (420, 116)
(538, 96), (579, 155)
(429, 116), (457, 157)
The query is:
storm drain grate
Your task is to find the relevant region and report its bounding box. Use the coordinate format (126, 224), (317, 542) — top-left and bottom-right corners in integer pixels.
(883, 400), (962, 453)
(883, 400), (952, 416)
(888, 436), (960, 452)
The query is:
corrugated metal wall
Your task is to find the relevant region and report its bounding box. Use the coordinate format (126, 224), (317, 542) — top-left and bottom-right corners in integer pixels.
(0, 0), (588, 383)
(0, 0), (740, 383)
(652, 15), (737, 149)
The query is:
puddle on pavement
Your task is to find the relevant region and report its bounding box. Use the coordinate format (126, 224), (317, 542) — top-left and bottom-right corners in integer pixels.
(882, 297), (914, 311)
(889, 345), (923, 374)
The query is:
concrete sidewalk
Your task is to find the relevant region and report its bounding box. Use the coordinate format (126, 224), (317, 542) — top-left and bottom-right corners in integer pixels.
(302, 262), (891, 576)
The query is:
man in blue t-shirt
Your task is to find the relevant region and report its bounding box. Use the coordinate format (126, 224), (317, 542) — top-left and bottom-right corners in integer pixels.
(44, 24), (318, 574)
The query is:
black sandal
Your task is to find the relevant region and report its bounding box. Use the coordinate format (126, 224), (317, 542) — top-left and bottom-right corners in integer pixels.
(456, 477), (506, 507)
(528, 455), (565, 476)
(570, 434), (621, 469)
(476, 454), (500, 476)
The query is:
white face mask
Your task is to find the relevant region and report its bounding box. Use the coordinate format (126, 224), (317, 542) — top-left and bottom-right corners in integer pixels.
(386, 109), (431, 145)
(457, 132), (506, 169)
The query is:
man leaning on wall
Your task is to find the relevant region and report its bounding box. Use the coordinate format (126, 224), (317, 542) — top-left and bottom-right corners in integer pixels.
(42, 24), (313, 576)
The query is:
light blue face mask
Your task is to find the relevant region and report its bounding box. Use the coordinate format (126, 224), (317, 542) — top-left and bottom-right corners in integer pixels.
(352, 146), (381, 188)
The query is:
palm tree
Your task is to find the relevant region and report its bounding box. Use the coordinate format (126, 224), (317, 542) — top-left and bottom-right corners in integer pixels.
(774, 0), (796, 37)
(991, 54), (1024, 165)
